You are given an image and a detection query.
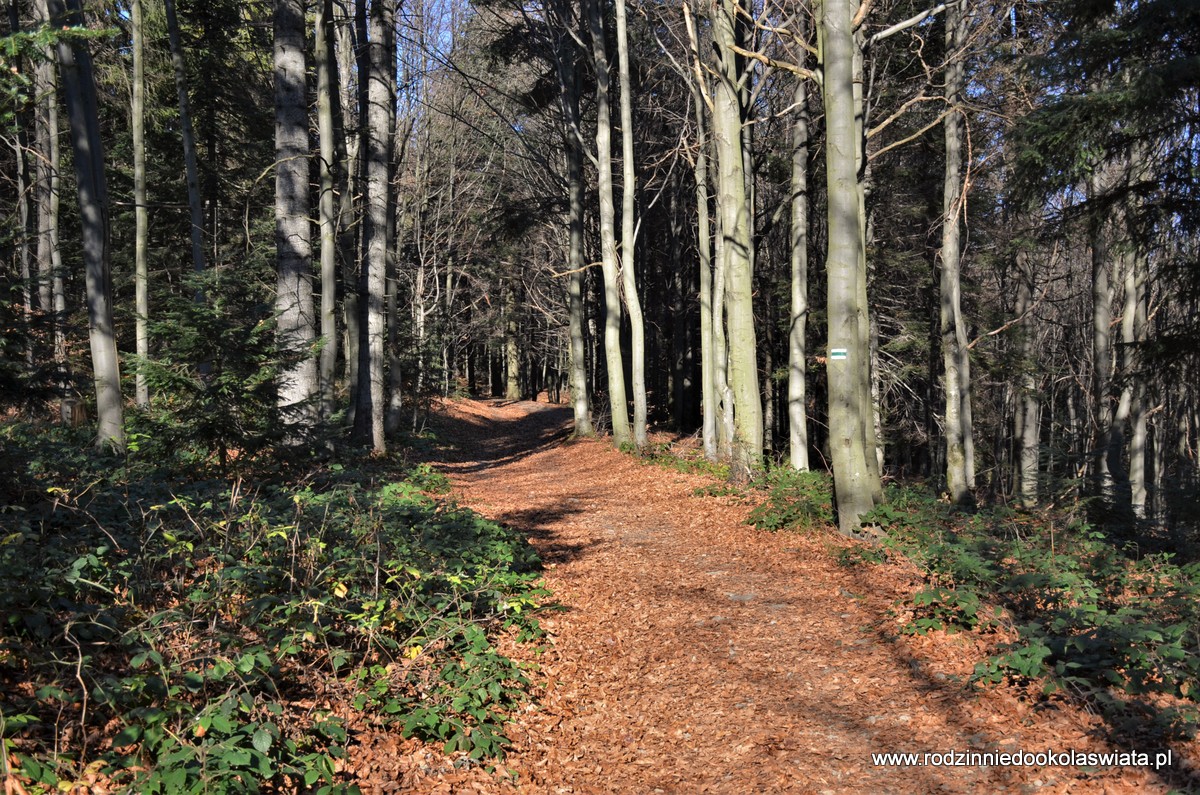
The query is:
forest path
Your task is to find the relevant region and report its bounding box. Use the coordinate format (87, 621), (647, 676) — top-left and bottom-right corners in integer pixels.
(416, 399), (1162, 794)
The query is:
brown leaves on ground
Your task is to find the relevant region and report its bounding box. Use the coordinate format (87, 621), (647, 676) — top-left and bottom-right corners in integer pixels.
(344, 398), (1199, 794)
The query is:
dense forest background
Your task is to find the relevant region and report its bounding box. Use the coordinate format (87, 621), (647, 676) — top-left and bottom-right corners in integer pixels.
(2, 0), (1200, 789)
(4, 0), (1198, 529)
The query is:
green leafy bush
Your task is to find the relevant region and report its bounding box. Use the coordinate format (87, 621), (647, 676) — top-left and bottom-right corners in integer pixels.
(860, 483), (1200, 732)
(747, 468), (834, 531)
(0, 430), (548, 792)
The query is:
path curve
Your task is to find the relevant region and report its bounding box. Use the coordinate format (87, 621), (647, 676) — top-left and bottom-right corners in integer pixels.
(414, 399), (1170, 794)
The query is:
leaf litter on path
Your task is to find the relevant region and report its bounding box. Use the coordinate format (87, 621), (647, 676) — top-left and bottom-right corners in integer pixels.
(346, 398), (1197, 794)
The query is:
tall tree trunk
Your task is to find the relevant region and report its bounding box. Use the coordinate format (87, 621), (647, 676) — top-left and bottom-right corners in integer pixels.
(164, 0), (206, 277)
(1016, 242), (1039, 507)
(1090, 169), (1115, 503)
(711, 0), (762, 475)
(274, 0), (317, 439)
(586, 0), (632, 446)
(504, 281), (521, 400)
(132, 0), (149, 406)
(353, 0), (393, 451)
(316, 0), (339, 421)
(939, 1), (972, 504)
(614, 0), (647, 449)
(9, 1), (33, 363)
(554, 10), (593, 435)
(822, 0), (877, 533)
(684, 1), (717, 460)
(34, 0), (64, 375)
(49, 0), (124, 451)
(788, 76), (810, 470)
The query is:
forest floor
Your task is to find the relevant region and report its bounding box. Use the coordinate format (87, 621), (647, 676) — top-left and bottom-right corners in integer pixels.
(350, 398), (1196, 794)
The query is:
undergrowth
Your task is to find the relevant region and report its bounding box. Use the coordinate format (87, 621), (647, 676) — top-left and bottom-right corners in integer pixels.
(0, 423), (548, 793)
(744, 470), (1200, 737)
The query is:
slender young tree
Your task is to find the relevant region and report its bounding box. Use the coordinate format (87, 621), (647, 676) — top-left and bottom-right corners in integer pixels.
(48, 0), (124, 451)
(132, 0), (149, 407)
(613, 0), (648, 448)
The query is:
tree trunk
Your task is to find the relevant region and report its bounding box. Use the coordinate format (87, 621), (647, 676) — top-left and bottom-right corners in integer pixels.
(316, 0), (339, 422)
(822, 0), (877, 533)
(586, 0), (632, 446)
(274, 0), (317, 439)
(788, 76), (810, 470)
(1016, 242), (1039, 507)
(711, 0), (762, 475)
(34, 0), (65, 377)
(132, 0), (149, 406)
(1090, 169), (1115, 503)
(614, 0), (647, 449)
(939, 1), (972, 504)
(164, 0), (206, 277)
(50, 0), (124, 451)
(554, 11), (593, 435)
(684, 2), (717, 460)
(354, 0), (394, 452)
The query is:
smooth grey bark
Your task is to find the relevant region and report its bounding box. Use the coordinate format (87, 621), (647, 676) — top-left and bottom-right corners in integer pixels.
(1015, 242), (1039, 507)
(132, 0), (149, 406)
(711, 0), (762, 473)
(353, 0), (393, 451)
(49, 0), (124, 451)
(316, 0), (339, 421)
(683, 1), (717, 460)
(939, 1), (972, 504)
(274, 0), (317, 438)
(552, 9), (593, 435)
(614, 0), (647, 449)
(164, 0), (206, 276)
(586, 0), (632, 446)
(788, 76), (810, 471)
(822, 0), (877, 533)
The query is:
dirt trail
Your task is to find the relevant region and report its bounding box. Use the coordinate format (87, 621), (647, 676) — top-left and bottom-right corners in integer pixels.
(410, 399), (1176, 794)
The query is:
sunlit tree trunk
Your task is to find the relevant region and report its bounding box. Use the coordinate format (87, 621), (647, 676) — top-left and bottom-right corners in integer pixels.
(822, 0), (877, 533)
(1090, 169), (1115, 502)
(711, 0), (762, 475)
(939, 1), (972, 504)
(353, 0), (393, 451)
(683, 2), (717, 460)
(132, 0), (149, 407)
(316, 0), (339, 422)
(788, 76), (810, 470)
(586, 0), (632, 446)
(614, 0), (647, 448)
(274, 0), (317, 438)
(552, 7), (593, 435)
(49, 0), (124, 451)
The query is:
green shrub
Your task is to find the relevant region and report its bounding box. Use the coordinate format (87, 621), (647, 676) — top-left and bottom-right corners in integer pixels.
(747, 468), (834, 531)
(0, 437), (547, 792)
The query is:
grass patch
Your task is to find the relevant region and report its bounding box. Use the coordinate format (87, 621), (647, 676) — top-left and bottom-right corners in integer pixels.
(0, 421), (548, 793)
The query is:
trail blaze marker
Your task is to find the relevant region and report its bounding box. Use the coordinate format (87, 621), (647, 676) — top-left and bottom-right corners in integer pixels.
(830, 348), (848, 361)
